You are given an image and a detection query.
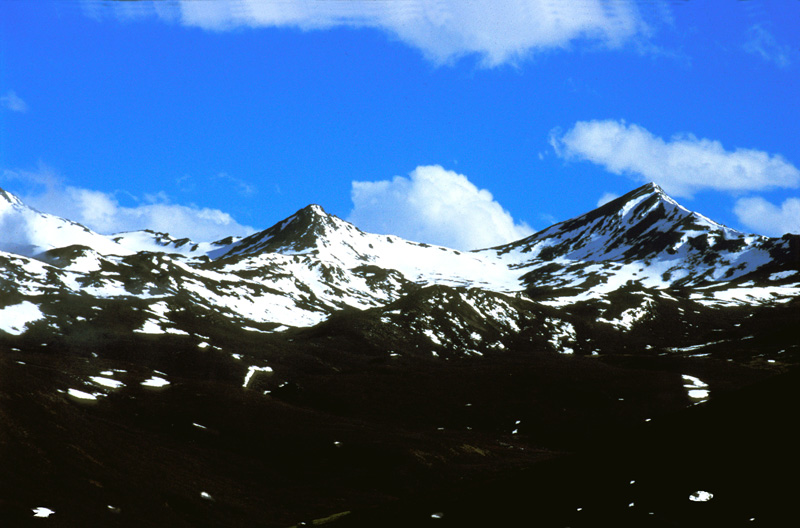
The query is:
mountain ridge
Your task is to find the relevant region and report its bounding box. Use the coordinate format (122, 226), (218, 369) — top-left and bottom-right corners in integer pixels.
(1, 182), (798, 339)
(1, 182), (794, 263)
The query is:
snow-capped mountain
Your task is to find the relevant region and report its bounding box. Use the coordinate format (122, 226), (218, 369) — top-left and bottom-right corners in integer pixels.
(489, 183), (797, 287)
(1, 183), (798, 342)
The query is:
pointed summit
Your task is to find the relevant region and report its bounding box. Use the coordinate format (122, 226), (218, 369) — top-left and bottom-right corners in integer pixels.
(494, 181), (751, 266)
(620, 181), (674, 207)
(0, 187), (24, 207)
(290, 204), (335, 230)
(303, 204), (327, 215)
(592, 182), (673, 218)
(215, 204), (367, 259)
(639, 181), (666, 194)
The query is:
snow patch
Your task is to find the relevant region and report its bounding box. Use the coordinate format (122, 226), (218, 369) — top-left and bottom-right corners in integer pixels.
(243, 365), (273, 388)
(0, 301), (45, 335)
(691, 284), (800, 307)
(141, 375), (170, 388)
(134, 319), (164, 334)
(89, 376), (124, 389)
(67, 388), (100, 400)
(134, 318), (188, 335)
(423, 328), (443, 345)
(683, 374), (710, 405)
(32, 507), (55, 518)
(598, 299), (653, 330)
(689, 490), (714, 502)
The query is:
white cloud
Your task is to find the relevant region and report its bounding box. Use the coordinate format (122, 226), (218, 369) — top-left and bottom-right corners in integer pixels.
(2, 166), (254, 242)
(2, 164), (59, 188)
(734, 196), (800, 236)
(28, 187), (254, 242)
(744, 24), (794, 69)
(552, 120), (800, 197)
(1, 91), (28, 113)
(348, 165), (532, 251)
(102, 0), (650, 66)
(597, 192), (620, 207)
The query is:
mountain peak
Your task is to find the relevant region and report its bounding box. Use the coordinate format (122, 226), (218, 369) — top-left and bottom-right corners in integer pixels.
(302, 203), (326, 215)
(214, 204), (362, 259)
(290, 203), (334, 228)
(494, 180), (746, 267)
(600, 182), (671, 213)
(0, 187), (24, 207)
(547, 182), (675, 233)
(283, 203), (337, 228)
(642, 181), (665, 194)
(635, 181), (671, 202)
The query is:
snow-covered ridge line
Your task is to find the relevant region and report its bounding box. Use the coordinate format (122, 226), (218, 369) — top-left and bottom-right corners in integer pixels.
(0, 186), (239, 259)
(0, 188), (134, 258)
(1, 183), (798, 337)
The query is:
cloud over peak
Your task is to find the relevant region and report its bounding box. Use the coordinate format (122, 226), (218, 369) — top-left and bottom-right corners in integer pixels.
(3, 166), (254, 242)
(734, 196), (800, 236)
(348, 165), (532, 251)
(39, 187), (253, 242)
(552, 119), (800, 197)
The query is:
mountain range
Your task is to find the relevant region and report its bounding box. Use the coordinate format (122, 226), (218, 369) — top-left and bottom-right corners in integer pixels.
(2, 182), (798, 339)
(1, 183), (798, 527)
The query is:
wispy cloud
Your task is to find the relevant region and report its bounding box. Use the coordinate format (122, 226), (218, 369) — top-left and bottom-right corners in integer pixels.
(734, 196), (800, 236)
(2, 163), (60, 189)
(213, 172), (257, 196)
(597, 192), (620, 207)
(552, 120), (800, 197)
(1, 90), (28, 113)
(2, 165), (254, 241)
(97, 0), (651, 67)
(348, 165), (532, 251)
(743, 24), (795, 69)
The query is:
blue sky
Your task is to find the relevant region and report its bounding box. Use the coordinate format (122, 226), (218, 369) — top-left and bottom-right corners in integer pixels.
(1, 0), (798, 249)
